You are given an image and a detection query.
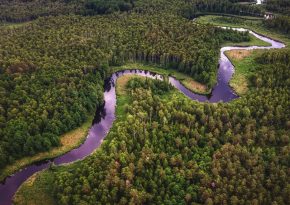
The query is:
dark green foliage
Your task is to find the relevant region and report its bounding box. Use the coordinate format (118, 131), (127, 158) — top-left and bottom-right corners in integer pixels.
(0, 0), (82, 22)
(264, 15), (290, 35)
(229, 0), (255, 2)
(0, 67), (104, 166)
(255, 48), (290, 65)
(194, 0), (262, 16)
(263, 0), (290, 35)
(251, 49), (290, 89)
(84, 0), (134, 15)
(266, 0), (290, 15)
(0, 0), (135, 22)
(53, 51), (289, 204)
(0, 13), (249, 88)
(126, 77), (173, 95)
(0, 0), (263, 23)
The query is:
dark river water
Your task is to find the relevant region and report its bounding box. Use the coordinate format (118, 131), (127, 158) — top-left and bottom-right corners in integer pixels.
(0, 28), (285, 205)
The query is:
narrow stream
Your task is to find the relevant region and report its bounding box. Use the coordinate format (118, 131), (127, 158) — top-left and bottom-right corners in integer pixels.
(0, 28), (285, 205)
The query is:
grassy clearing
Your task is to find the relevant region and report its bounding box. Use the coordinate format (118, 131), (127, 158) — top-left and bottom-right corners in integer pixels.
(13, 170), (56, 205)
(13, 163), (78, 205)
(195, 15), (290, 46)
(110, 63), (209, 94)
(225, 49), (263, 95)
(116, 74), (137, 96)
(115, 74), (142, 120)
(0, 116), (93, 182)
(197, 13), (263, 21)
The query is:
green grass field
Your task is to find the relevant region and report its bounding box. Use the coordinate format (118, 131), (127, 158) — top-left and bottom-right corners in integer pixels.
(13, 169), (56, 205)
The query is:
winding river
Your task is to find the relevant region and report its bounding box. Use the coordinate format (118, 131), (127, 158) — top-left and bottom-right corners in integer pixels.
(0, 28), (285, 205)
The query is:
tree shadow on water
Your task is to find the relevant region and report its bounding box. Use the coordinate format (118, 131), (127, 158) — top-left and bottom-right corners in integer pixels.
(92, 102), (107, 125)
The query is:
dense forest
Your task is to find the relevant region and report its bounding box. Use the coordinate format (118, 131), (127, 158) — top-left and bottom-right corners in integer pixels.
(0, 0), (263, 22)
(264, 15), (290, 35)
(0, 13), (250, 169)
(0, 0), (81, 22)
(192, 0), (261, 16)
(262, 0), (290, 35)
(53, 49), (289, 204)
(265, 0), (290, 15)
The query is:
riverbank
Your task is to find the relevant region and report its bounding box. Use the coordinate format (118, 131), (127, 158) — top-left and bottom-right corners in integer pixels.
(13, 169), (56, 205)
(196, 15), (289, 95)
(115, 74), (143, 120)
(225, 49), (263, 95)
(0, 116), (93, 182)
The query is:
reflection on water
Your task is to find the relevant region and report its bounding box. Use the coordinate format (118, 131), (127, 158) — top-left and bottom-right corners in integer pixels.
(92, 102), (107, 125)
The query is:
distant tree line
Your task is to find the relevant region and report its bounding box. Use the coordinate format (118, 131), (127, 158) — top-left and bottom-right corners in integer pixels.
(262, 0), (290, 35)
(0, 0), (82, 22)
(265, 0), (290, 15)
(0, 0), (264, 23)
(189, 0), (262, 17)
(84, 0), (135, 15)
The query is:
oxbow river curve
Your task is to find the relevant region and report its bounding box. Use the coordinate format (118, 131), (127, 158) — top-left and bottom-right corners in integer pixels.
(0, 28), (285, 205)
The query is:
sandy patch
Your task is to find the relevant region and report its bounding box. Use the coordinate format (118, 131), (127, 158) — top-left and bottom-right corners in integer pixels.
(226, 50), (253, 60)
(183, 79), (207, 93)
(25, 173), (37, 187)
(117, 75), (141, 95)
